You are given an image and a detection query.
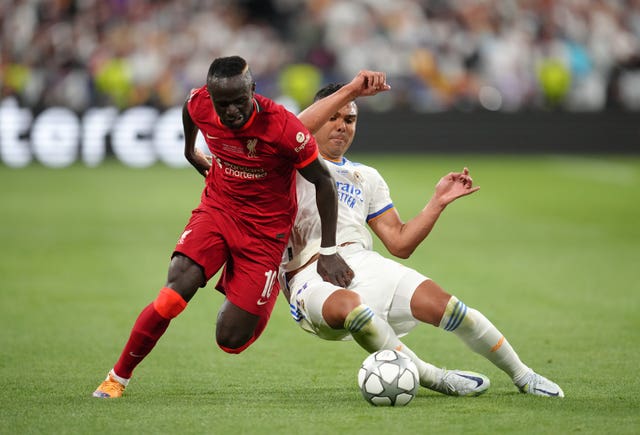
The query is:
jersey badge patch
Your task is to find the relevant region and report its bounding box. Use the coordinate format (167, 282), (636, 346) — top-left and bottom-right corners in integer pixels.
(246, 138), (258, 158)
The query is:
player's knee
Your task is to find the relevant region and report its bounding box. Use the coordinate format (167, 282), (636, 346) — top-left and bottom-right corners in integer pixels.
(215, 303), (269, 354)
(166, 254), (205, 301)
(217, 339), (253, 354)
(216, 328), (254, 353)
(323, 290), (362, 329)
(217, 336), (252, 354)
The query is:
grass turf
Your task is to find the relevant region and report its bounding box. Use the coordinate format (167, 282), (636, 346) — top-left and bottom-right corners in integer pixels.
(1, 155), (639, 434)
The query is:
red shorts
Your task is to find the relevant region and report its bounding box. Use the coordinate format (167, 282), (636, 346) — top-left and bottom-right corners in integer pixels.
(173, 205), (287, 317)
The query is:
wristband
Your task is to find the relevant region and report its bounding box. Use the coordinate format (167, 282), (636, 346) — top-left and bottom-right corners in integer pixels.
(318, 246), (337, 255)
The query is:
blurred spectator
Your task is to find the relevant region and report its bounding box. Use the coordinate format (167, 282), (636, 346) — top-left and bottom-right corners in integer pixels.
(1, 0), (639, 112)
(278, 63), (322, 111)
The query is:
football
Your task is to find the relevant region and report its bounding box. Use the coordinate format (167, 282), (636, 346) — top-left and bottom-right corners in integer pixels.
(357, 349), (419, 406)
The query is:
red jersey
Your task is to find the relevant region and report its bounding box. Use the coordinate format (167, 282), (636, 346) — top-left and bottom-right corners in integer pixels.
(187, 86), (318, 238)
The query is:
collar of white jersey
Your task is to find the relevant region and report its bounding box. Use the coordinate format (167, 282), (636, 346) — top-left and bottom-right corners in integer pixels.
(323, 156), (348, 166)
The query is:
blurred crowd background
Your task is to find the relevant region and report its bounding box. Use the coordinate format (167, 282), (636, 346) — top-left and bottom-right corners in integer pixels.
(2, 0), (640, 114)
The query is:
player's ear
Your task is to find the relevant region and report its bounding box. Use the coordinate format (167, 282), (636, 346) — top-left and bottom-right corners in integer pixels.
(251, 82), (256, 92)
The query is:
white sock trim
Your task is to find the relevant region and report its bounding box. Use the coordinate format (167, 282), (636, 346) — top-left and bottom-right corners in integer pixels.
(109, 369), (130, 386)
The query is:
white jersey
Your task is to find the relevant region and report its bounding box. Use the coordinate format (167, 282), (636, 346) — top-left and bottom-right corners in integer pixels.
(282, 156), (394, 272)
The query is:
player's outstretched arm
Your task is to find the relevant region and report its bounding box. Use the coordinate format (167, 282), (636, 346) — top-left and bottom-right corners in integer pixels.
(182, 101), (212, 177)
(298, 70), (390, 134)
(369, 168), (480, 259)
(298, 158), (355, 288)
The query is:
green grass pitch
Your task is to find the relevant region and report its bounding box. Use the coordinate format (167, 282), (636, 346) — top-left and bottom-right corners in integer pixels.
(1, 155), (639, 434)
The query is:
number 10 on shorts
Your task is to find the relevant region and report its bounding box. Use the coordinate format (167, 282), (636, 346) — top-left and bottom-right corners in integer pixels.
(257, 270), (277, 305)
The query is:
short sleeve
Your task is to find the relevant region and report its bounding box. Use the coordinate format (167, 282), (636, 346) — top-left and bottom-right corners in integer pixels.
(366, 168), (394, 222)
(186, 86), (209, 124)
(278, 111), (319, 169)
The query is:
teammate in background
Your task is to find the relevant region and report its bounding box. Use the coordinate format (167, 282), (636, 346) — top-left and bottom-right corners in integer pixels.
(93, 56), (390, 398)
(281, 83), (564, 397)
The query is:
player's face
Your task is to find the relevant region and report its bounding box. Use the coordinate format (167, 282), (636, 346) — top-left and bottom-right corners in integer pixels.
(208, 75), (255, 129)
(315, 101), (357, 161)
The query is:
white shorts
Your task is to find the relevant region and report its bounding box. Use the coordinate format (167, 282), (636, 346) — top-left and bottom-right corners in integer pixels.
(284, 243), (429, 341)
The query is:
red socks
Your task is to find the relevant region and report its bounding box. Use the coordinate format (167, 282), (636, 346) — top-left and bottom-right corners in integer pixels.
(113, 288), (187, 378)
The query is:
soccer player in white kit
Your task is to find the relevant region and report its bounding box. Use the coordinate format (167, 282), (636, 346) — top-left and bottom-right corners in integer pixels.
(281, 83), (564, 397)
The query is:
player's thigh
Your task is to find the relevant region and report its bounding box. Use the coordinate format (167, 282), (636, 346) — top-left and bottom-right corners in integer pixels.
(173, 207), (229, 281)
(348, 251), (427, 335)
(407, 279), (452, 326)
(345, 250), (410, 318)
(218, 230), (286, 318)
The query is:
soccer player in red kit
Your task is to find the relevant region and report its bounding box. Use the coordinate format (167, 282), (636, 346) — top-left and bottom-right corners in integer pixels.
(93, 56), (389, 398)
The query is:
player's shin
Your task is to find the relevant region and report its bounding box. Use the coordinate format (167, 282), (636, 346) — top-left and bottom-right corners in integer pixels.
(344, 304), (442, 388)
(439, 296), (530, 383)
(113, 287), (187, 379)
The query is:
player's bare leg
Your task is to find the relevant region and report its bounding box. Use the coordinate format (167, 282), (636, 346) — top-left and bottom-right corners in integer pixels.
(215, 299), (264, 353)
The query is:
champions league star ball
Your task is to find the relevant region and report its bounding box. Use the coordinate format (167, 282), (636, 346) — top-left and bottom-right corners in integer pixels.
(357, 349), (419, 406)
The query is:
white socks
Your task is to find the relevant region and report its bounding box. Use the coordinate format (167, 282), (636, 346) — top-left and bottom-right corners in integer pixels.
(439, 296), (530, 383)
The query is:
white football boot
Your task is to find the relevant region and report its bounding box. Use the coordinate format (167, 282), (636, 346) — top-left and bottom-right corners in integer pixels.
(518, 371), (564, 397)
(430, 370), (490, 396)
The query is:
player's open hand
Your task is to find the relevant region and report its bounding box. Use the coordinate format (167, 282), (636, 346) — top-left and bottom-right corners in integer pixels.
(348, 70), (391, 98)
(433, 167), (480, 207)
(317, 252), (355, 288)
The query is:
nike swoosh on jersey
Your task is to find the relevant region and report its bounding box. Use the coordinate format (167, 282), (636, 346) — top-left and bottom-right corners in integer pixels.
(206, 133), (220, 139)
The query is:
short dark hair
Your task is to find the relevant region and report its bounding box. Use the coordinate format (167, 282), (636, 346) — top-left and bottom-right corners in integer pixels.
(313, 83), (346, 102)
(207, 56), (250, 80)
